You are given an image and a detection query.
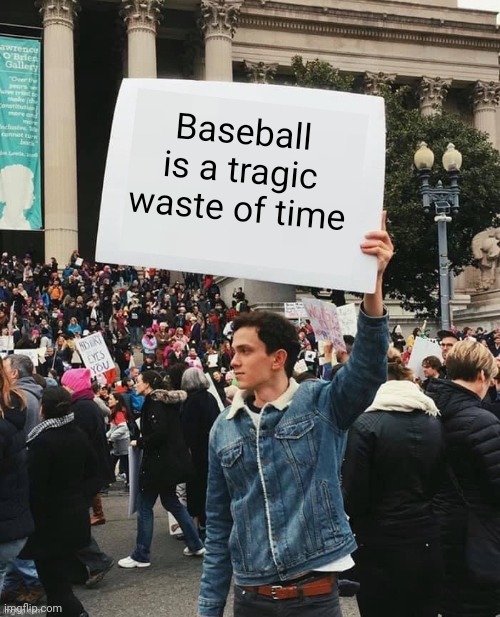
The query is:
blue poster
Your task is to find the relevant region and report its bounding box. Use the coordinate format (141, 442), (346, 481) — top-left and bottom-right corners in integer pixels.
(0, 36), (41, 230)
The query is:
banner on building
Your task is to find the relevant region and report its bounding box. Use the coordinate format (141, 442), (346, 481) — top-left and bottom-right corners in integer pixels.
(0, 36), (42, 230)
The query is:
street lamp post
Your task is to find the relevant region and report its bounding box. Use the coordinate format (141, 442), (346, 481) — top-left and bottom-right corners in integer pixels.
(414, 142), (462, 331)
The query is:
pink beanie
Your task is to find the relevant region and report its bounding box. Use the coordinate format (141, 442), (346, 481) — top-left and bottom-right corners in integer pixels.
(61, 368), (92, 393)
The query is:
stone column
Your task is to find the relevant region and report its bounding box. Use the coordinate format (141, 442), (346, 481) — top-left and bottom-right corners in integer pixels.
(243, 60), (278, 84)
(418, 77), (451, 116)
(122, 0), (163, 78)
(38, 0), (79, 266)
(473, 81), (500, 145)
(363, 72), (396, 96)
(201, 0), (242, 82)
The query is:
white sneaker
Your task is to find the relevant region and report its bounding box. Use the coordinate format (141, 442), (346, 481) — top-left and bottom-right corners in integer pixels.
(118, 556), (151, 568)
(183, 547), (206, 557)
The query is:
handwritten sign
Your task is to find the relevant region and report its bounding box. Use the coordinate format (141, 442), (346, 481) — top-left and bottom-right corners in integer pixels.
(97, 79), (385, 292)
(284, 302), (307, 320)
(302, 298), (346, 351)
(75, 332), (115, 376)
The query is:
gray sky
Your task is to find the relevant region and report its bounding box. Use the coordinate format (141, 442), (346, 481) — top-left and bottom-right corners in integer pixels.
(457, 0), (500, 20)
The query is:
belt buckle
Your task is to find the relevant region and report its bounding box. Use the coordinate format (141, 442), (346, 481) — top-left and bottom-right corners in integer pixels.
(270, 585), (283, 600)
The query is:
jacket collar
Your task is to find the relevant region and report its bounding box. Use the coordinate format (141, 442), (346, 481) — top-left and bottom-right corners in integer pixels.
(227, 378), (299, 420)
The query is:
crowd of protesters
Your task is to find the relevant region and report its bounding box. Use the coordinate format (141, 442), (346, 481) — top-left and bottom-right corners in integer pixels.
(0, 248), (500, 617)
(0, 251), (249, 383)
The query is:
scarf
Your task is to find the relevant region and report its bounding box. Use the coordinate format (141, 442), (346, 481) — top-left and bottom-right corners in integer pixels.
(365, 380), (439, 416)
(27, 412), (75, 443)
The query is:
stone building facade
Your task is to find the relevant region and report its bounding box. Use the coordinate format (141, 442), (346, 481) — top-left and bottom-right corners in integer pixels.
(2, 0), (500, 323)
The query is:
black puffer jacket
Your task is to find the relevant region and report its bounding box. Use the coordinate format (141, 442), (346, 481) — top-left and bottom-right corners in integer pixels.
(0, 393), (34, 543)
(71, 393), (115, 488)
(138, 389), (194, 491)
(427, 379), (500, 617)
(343, 409), (445, 546)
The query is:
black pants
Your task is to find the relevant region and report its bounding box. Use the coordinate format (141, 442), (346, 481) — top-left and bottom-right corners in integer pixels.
(68, 536), (114, 583)
(355, 540), (444, 617)
(233, 582), (343, 617)
(35, 557), (85, 617)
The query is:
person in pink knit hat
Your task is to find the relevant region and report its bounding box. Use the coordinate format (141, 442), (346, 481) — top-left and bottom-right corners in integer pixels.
(60, 369), (115, 588)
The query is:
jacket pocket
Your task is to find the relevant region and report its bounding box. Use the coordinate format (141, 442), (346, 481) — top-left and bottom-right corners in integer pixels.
(220, 443), (243, 468)
(219, 442), (249, 493)
(274, 417), (316, 465)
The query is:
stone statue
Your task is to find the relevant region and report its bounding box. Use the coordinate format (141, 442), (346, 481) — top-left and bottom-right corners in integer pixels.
(471, 227), (500, 290)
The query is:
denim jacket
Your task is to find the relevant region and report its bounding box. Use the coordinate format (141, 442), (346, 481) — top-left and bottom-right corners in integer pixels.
(198, 308), (389, 617)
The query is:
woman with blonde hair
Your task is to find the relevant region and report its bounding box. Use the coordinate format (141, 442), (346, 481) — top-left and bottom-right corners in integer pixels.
(343, 347), (445, 616)
(427, 341), (500, 617)
(0, 359), (32, 594)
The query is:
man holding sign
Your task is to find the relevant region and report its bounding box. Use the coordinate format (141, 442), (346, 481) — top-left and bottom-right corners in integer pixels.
(198, 218), (393, 617)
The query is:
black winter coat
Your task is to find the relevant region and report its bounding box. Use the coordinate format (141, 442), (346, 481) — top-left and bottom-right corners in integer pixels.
(0, 394), (34, 543)
(343, 409), (445, 546)
(427, 379), (500, 617)
(71, 393), (115, 487)
(23, 423), (100, 559)
(138, 389), (194, 492)
(181, 389), (220, 476)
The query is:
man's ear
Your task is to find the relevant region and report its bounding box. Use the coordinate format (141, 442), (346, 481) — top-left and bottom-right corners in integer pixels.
(272, 349), (287, 371)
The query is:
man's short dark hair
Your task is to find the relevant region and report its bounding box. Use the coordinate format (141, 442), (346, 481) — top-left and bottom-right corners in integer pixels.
(232, 311), (300, 378)
(422, 355), (441, 371)
(8, 354), (34, 378)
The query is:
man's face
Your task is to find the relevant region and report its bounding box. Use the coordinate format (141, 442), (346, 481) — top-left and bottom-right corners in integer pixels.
(440, 337), (457, 361)
(231, 327), (281, 391)
(422, 364), (439, 379)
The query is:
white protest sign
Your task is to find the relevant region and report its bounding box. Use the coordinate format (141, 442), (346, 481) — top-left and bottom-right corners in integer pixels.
(294, 359), (309, 374)
(302, 298), (346, 351)
(284, 302), (307, 320)
(206, 372), (225, 411)
(13, 348), (39, 367)
(97, 79), (385, 292)
(75, 332), (115, 376)
(407, 337), (443, 381)
(337, 303), (358, 337)
(0, 335), (13, 350)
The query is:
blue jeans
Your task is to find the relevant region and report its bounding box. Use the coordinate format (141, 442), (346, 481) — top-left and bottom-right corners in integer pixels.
(0, 538), (28, 592)
(4, 558), (40, 590)
(131, 488), (203, 563)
